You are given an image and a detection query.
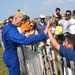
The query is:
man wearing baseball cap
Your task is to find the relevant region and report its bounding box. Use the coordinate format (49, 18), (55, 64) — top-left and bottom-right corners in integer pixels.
(36, 14), (47, 33)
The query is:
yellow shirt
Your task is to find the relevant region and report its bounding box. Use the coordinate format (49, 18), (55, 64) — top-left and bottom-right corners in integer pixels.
(55, 26), (62, 35)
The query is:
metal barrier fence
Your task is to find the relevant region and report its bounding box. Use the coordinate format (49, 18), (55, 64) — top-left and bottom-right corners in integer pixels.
(17, 44), (75, 75)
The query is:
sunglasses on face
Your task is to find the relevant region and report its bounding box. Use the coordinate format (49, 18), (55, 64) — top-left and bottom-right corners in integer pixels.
(30, 25), (35, 27)
(65, 14), (71, 16)
(40, 18), (45, 20)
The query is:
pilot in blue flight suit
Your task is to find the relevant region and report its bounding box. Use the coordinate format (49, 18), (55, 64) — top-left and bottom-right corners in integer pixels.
(2, 11), (49, 75)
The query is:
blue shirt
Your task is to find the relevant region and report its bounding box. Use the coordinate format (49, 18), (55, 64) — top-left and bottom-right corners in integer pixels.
(59, 45), (75, 67)
(2, 22), (47, 75)
(36, 21), (47, 33)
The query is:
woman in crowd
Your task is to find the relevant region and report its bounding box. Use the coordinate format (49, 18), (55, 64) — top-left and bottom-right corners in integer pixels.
(24, 20), (38, 37)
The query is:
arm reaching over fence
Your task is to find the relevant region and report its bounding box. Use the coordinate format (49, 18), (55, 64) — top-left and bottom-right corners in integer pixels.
(47, 20), (60, 50)
(2, 10), (51, 75)
(48, 20), (75, 67)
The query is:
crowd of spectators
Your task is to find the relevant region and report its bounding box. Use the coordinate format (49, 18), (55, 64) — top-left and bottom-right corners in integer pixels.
(1, 8), (75, 75)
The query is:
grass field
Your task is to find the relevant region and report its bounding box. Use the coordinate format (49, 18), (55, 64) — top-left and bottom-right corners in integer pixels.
(0, 45), (8, 75)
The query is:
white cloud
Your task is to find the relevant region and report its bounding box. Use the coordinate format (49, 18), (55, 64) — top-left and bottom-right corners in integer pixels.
(41, 0), (75, 9)
(41, 0), (64, 9)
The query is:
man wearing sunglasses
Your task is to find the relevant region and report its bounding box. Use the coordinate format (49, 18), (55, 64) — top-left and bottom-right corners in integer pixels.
(58, 10), (75, 39)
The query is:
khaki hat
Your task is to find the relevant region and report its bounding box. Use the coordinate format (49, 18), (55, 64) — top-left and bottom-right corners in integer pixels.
(14, 11), (27, 20)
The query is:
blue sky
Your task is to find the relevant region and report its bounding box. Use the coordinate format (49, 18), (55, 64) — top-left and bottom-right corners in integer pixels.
(0, 0), (75, 22)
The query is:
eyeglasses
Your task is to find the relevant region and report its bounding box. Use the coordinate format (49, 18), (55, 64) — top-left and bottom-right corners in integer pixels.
(65, 14), (71, 16)
(30, 25), (35, 28)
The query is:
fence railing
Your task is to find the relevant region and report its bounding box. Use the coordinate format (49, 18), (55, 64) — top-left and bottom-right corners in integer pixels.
(17, 44), (75, 75)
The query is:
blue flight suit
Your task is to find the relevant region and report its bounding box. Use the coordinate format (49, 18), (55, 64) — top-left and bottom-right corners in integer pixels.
(2, 22), (47, 75)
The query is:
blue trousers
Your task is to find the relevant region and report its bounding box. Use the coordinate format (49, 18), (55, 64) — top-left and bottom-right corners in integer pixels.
(3, 53), (20, 75)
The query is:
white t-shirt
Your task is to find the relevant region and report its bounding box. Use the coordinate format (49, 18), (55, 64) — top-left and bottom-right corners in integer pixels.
(67, 18), (75, 30)
(58, 20), (68, 33)
(58, 18), (75, 34)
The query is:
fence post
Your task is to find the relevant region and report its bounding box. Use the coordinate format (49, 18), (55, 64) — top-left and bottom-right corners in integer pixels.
(46, 45), (54, 75)
(52, 50), (58, 75)
(70, 61), (75, 75)
(43, 45), (49, 75)
(57, 55), (63, 75)
(46, 45), (55, 75)
(63, 57), (69, 75)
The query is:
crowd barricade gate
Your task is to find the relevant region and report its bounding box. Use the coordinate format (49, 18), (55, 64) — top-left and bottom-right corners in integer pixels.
(17, 44), (75, 75)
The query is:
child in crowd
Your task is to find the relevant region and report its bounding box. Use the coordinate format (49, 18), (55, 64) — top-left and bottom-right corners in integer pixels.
(48, 20), (75, 68)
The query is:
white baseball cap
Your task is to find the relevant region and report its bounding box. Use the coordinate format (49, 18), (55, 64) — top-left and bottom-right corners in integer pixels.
(68, 25), (75, 34)
(40, 14), (45, 18)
